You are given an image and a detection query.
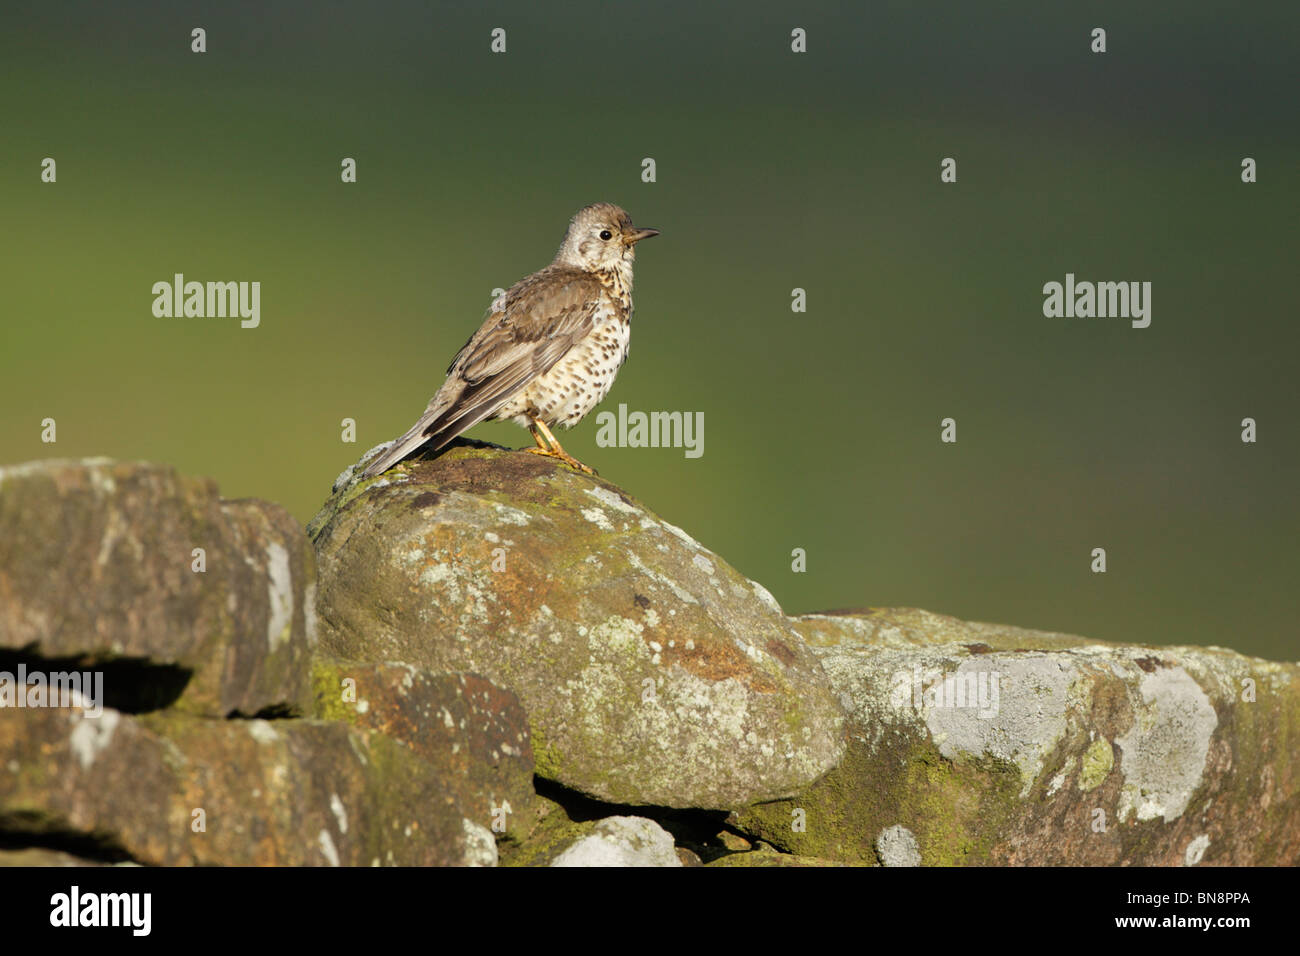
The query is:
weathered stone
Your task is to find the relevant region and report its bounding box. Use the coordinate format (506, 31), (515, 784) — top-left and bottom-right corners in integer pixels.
(308, 443), (845, 809)
(732, 610), (1300, 865)
(0, 460), (316, 717)
(875, 823), (921, 866)
(497, 793), (575, 866)
(7, 446), (1291, 869)
(504, 803), (693, 867)
(706, 849), (849, 867)
(0, 702), (487, 866)
(676, 846), (705, 866)
(0, 849), (111, 867)
(310, 659), (537, 839)
(793, 606), (1107, 652)
(550, 816), (682, 867)
(716, 828), (752, 852)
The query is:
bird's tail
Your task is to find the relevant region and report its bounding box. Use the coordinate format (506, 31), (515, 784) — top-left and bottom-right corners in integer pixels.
(360, 389), (503, 479)
(360, 411), (439, 479)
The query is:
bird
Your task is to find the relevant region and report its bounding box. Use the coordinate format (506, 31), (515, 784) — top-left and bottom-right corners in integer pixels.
(361, 203), (658, 479)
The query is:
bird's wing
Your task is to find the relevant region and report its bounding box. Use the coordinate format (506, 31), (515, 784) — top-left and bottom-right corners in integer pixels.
(440, 267), (603, 417)
(409, 269), (603, 442)
(453, 270), (602, 375)
(362, 270), (604, 478)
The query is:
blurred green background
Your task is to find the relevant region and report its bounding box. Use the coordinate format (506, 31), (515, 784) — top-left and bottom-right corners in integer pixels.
(2, 2), (1296, 659)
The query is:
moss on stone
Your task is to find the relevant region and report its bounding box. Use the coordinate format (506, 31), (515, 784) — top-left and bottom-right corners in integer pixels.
(309, 658), (360, 724)
(1079, 738), (1114, 792)
(497, 796), (589, 867)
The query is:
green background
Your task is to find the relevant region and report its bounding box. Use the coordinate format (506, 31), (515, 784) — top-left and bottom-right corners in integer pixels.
(2, 2), (1296, 659)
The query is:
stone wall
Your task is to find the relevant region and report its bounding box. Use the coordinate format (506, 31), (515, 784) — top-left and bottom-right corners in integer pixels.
(1, 449), (1295, 866)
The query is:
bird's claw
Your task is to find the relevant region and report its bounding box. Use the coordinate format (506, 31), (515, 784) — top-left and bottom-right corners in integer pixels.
(525, 446), (598, 476)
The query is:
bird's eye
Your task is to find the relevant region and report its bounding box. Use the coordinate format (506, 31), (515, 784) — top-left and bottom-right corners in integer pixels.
(599, 230), (613, 241)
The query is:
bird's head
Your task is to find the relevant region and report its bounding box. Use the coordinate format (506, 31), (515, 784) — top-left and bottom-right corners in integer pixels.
(554, 202), (659, 274)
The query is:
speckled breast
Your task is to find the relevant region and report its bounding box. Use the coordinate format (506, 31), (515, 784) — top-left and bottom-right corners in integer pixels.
(498, 300), (631, 428)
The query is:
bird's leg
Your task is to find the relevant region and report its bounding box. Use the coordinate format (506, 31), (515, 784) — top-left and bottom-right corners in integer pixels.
(528, 424), (555, 452)
(525, 419), (598, 476)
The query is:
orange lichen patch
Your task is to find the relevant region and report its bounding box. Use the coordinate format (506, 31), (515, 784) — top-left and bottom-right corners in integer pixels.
(656, 637), (779, 694)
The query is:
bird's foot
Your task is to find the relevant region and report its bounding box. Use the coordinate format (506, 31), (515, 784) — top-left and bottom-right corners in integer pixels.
(525, 446), (598, 476)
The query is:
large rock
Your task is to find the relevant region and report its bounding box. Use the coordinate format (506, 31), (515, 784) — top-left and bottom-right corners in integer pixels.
(310, 659), (537, 840)
(732, 608), (1300, 865)
(0, 701), (493, 866)
(308, 443), (846, 809)
(0, 459), (316, 717)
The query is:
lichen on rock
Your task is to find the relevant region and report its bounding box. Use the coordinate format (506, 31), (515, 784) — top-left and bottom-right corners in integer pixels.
(731, 610), (1300, 865)
(1, 455), (1295, 867)
(308, 442), (846, 809)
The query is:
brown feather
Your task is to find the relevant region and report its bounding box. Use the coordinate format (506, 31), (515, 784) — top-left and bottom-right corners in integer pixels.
(360, 268), (603, 478)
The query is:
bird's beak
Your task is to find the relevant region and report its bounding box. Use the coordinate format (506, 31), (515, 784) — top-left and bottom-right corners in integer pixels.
(623, 227), (660, 246)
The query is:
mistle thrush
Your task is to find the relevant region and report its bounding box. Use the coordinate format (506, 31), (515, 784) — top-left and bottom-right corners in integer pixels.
(362, 203), (658, 478)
